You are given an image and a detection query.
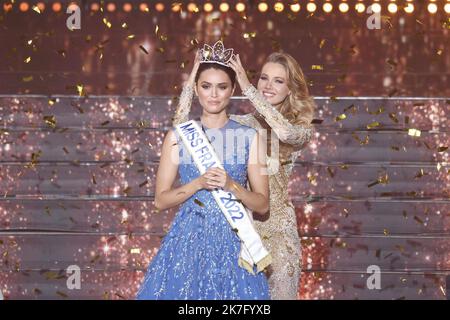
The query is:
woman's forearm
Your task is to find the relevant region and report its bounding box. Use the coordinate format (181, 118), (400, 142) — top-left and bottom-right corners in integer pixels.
(172, 84), (194, 126)
(229, 180), (269, 214)
(155, 178), (201, 211)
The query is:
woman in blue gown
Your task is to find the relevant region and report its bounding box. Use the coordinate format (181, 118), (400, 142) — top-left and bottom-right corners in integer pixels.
(136, 47), (271, 300)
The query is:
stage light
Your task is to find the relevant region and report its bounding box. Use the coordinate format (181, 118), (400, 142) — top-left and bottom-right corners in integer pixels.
(52, 2), (61, 12)
(203, 2), (213, 12)
(171, 3), (181, 12)
(387, 3), (397, 13)
(90, 2), (99, 11)
(236, 2), (246, 12)
(219, 3), (230, 12)
(445, 3), (450, 13)
(187, 3), (199, 12)
(370, 3), (381, 13)
(290, 3), (301, 12)
(36, 2), (45, 12)
(123, 3), (132, 12)
(323, 2), (333, 12)
(355, 2), (365, 13)
(258, 2), (268, 12)
(19, 2), (29, 12)
(306, 2), (317, 12)
(404, 2), (414, 13)
(274, 2), (284, 12)
(139, 3), (149, 12)
(155, 3), (165, 12)
(427, 3), (438, 13)
(3, 3), (13, 12)
(106, 3), (116, 12)
(339, 2), (349, 13)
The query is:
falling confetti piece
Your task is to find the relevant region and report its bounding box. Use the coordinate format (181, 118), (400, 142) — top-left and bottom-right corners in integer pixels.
(22, 75), (33, 82)
(76, 84), (84, 96)
(367, 106), (385, 115)
(139, 180), (148, 188)
(130, 248), (141, 254)
(122, 23), (128, 29)
(139, 45), (149, 54)
(335, 114), (346, 122)
(383, 229), (389, 236)
(32, 5), (41, 14)
(437, 146), (448, 152)
(155, 25), (159, 35)
(367, 121), (380, 129)
(388, 113), (399, 123)
(92, 174), (97, 185)
(194, 199), (204, 207)
(102, 18), (112, 28)
(319, 39), (326, 49)
(126, 34), (135, 40)
(43, 115), (56, 128)
(413, 216), (424, 225)
(408, 128), (421, 137)
(24, 56), (31, 63)
(311, 65), (324, 70)
(56, 291), (68, 298)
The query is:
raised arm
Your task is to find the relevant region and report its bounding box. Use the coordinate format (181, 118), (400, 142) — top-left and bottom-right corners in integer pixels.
(229, 54), (313, 147)
(172, 51), (201, 126)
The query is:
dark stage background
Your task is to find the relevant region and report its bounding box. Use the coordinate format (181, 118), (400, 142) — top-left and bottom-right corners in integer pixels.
(0, 0), (449, 299)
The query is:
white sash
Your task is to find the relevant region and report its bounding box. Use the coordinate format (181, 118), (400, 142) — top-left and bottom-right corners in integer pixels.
(175, 120), (271, 274)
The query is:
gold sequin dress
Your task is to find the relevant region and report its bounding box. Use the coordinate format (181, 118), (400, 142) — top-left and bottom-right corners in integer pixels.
(173, 85), (313, 299)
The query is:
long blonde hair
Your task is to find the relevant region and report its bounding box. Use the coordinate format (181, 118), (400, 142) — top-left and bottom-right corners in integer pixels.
(264, 52), (315, 126)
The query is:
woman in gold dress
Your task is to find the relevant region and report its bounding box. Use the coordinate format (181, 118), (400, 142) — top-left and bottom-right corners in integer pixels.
(173, 50), (315, 299)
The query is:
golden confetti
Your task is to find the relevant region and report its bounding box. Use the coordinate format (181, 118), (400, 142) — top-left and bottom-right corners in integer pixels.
(437, 49), (443, 56)
(194, 199), (204, 207)
(76, 84), (84, 96)
(43, 115), (56, 128)
(22, 75), (33, 82)
(139, 45), (149, 54)
(126, 34), (135, 40)
(437, 146), (448, 153)
(386, 59), (397, 69)
(335, 114), (346, 122)
(130, 248), (141, 254)
(243, 32), (256, 39)
(121, 22), (128, 29)
(367, 121), (380, 129)
(139, 180), (148, 188)
(92, 174), (97, 185)
(155, 25), (159, 35)
(48, 98), (56, 106)
(319, 39), (326, 49)
(24, 56), (31, 63)
(439, 285), (446, 296)
(156, 47), (165, 53)
(437, 162), (442, 171)
(367, 106), (385, 115)
(311, 65), (324, 70)
(408, 128), (421, 137)
(388, 113), (399, 123)
(123, 186), (132, 194)
(383, 228), (389, 236)
(413, 216), (424, 225)
(56, 291), (68, 298)
(32, 5), (41, 14)
(327, 167), (335, 178)
(102, 18), (112, 28)
(311, 119), (323, 124)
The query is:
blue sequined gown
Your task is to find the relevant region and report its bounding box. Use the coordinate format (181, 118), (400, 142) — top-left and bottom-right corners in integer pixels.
(136, 119), (270, 300)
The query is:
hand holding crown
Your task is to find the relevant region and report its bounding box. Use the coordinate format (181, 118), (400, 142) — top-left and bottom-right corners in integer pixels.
(229, 54), (252, 92)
